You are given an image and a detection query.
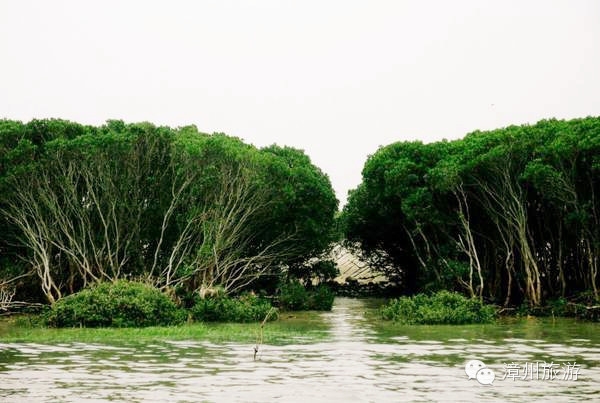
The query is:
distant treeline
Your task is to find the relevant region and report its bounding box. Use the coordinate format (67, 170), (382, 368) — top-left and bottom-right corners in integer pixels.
(0, 119), (338, 304)
(343, 117), (600, 306)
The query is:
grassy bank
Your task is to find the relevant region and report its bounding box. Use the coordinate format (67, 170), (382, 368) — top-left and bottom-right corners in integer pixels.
(0, 311), (329, 345)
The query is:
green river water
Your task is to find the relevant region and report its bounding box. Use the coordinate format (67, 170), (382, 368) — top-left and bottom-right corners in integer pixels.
(1, 297), (599, 402)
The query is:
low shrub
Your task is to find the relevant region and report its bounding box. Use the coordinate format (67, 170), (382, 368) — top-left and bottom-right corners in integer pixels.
(278, 280), (334, 311)
(308, 284), (335, 311)
(381, 291), (496, 325)
(279, 280), (309, 310)
(516, 296), (600, 321)
(45, 281), (186, 328)
(190, 293), (276, 322)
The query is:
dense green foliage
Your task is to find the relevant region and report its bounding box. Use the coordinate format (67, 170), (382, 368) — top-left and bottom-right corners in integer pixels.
(278, 281), (335, 311)
(45, 281), (185, 328)
(190, 293), (276, 323)
(381, 291), (496, 324)
(46, 281), (281, 326)
(343, 117), (600, 307)
(278, 281), (309, 310)
(309, 284), (336, 310)
(287, 259), (339, 285)
(0, 119), (337, 305)
(516, 294), (600, 321)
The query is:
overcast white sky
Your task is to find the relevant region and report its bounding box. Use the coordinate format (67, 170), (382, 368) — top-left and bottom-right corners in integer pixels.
(1, 1), (599, 205)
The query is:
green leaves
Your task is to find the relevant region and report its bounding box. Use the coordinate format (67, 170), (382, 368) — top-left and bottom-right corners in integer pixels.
(381, 291), (496, 325)
(190, 293), (276, 323)
(278, 280), (334, 311)
(1, 119), (338, 303)
(45, 281), (185, 328)
(344, 116), (600, 306)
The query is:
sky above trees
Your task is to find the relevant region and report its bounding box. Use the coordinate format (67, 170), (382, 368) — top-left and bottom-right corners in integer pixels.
(1, 0), (599, 205)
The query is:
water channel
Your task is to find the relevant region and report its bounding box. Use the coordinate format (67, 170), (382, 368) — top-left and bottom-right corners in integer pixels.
(1, 298), (599, 401)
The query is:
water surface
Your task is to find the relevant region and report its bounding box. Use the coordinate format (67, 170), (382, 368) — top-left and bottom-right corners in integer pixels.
(1, 298), (599, 401)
